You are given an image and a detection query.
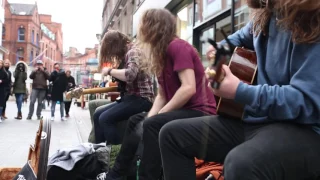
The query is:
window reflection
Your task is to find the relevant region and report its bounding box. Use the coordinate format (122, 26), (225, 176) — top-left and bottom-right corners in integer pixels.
(200, 27), (214, 67)
(195, 0), (231, 26)
(176, 4), (193, 44)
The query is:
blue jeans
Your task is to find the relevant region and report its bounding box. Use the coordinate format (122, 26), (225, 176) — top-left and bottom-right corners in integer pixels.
(93, 95), (152, 144)
(51, 101), (65, 118)
(15, 93), (24, 113)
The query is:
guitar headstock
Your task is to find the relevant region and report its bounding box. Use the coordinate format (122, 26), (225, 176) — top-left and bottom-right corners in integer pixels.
(205, 28), (235, 89)
(66, 87), (83, 99)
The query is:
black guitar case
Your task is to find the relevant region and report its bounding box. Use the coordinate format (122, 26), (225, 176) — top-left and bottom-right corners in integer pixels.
(12, 118), (51, 180)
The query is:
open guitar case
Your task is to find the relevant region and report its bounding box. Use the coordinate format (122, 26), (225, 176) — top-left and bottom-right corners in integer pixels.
(0, 118), (51, 180)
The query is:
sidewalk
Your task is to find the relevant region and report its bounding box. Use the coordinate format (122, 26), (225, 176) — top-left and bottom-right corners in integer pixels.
(0, 101), (92, 167)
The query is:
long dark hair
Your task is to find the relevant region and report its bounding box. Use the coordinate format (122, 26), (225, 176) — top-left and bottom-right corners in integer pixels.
(250, 0), (320, 43)
(99, 30), (131, 70)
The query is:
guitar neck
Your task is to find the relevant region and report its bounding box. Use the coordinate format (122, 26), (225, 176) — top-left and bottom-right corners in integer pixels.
(81, 86), (118, 94)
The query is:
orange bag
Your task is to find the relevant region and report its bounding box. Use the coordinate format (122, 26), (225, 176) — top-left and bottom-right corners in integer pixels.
(195, 158), (224, 180)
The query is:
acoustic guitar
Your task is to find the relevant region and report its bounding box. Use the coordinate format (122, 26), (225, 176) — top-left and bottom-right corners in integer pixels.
(66, 82), (118, 99)
(206, 33), (257, 119)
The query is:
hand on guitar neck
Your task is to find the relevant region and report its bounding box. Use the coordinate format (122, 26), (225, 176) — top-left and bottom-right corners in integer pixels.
(205, 39), (240, 100)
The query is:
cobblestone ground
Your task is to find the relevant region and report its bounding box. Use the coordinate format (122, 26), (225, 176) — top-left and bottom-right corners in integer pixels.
(0, 100), (92, 167)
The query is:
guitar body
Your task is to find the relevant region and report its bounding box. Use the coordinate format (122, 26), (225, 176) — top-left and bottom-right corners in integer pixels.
(216, 47), (257, 119)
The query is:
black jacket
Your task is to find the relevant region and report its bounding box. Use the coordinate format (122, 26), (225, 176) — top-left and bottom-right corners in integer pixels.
(66, 76), (76, 92)
(3, 67), (11, 91)
(49, 69), (68, 101)
(0, 67), (9, 105)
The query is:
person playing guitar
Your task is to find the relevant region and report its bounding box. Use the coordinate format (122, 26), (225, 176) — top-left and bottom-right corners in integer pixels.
(158, 0), (320, 179)
(93, 30), (154, 145)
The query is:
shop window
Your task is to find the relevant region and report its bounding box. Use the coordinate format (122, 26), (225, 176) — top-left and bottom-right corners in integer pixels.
(176, 4), (194, 44)
(200, 27), (215, 67)
(234, 6), (250, 31)
(195, 0), (230, 26)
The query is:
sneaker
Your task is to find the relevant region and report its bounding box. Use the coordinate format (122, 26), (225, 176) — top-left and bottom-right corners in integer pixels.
(96, 172), (124, 180)
(96, 172), (108, 180)
(37, 116), (43, 120)
(61, 117), (65, 121)
(26, 116), (32, 120)
(65, 114), (69, 118)
(51, 117), (54, 121)
(0, 119), (2, 123)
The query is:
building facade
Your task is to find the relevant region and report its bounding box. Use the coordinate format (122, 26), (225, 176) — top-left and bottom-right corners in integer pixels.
(101, 0), (137, 38)
(3, 1), (41, 65)
(39, 14), (63, 72)
(2, 0), (63, 71)
(132, 0), (250, 67)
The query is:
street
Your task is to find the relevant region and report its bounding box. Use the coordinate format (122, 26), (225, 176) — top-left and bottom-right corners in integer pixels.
(0, 100), (92, 167)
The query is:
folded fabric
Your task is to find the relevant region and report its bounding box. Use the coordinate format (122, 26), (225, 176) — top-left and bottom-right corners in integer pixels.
(95, 145), (112, 172)
(48, 143), (106, 171)
(195, 158), (224, 180)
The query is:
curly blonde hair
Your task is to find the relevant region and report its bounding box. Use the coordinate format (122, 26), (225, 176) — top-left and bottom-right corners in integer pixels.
(138, 8), (177, 76)
(251, 0), (320, 43)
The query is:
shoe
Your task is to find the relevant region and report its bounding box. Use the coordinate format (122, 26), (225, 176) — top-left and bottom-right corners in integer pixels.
(15, 112), (22, 120)
(51, 117), (54, 121)
(0, 119), (2, 123)
(61, 117), (65, 121)
(37, 116), (43, 120)
(65, 114), (69, 118)
(96, 172), (125, 180)
(2, 113), (7, 119)
(96, 172), (107, 180)
(26, 116), (32, 120)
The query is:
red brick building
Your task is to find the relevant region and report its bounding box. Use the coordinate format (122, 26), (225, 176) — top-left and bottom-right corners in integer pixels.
(2, 0), (63, 71)
(39, 14), (63, 72)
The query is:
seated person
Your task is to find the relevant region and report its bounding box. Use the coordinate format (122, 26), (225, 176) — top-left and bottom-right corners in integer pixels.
(159, 0), (320, 180)
(88, 99), (111, 143)
(101, 9), (216, 180)
(93, 30), (154, 145)
(88, 81), (120, 143)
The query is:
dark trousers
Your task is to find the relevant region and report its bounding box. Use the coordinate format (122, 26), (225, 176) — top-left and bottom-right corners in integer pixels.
(3, 91), (9, 114)
(138, 109), (206, 180)
(108, 112), (145, 178)
(159, 115), (320, 180)
(64, 101), (72, 115)
(93, 95), (152, 144)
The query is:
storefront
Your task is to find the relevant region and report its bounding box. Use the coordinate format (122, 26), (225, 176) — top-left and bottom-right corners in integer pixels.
(133, 0), (251, 67)
(173, 0), (250, 66)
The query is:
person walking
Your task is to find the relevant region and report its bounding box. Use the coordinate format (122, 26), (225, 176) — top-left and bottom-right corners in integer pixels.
(12, 58), (27, 120)
(2, 59), (12, 119)
(49, 63), (67, 121)
(0, 60), (9, 122)
(27, 60), (50, 120)
(64, 70), (75, 118)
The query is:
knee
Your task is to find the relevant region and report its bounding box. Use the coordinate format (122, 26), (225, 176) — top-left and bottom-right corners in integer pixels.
(143, 115), (161, 131)
(127, 113), (146, 130)
(224, 146), (259, 179)
(159, 121), (180, 148)
(88, 101), (95, 109)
